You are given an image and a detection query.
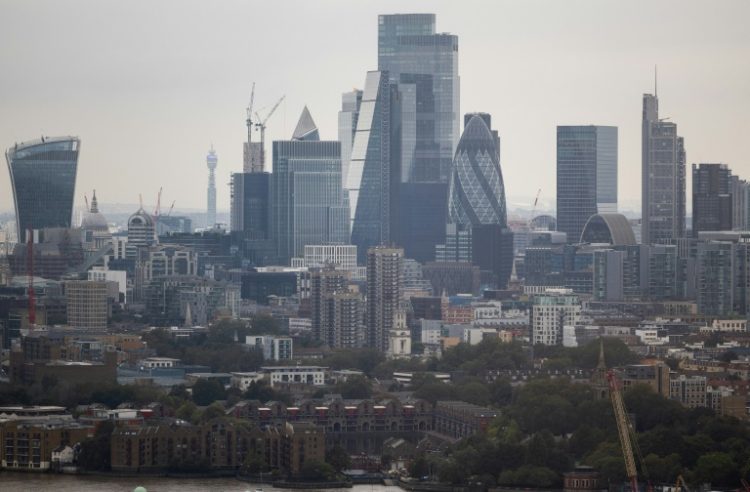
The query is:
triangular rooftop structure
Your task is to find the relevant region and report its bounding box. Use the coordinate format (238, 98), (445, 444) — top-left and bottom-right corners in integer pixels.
(292, 106), (320, 141)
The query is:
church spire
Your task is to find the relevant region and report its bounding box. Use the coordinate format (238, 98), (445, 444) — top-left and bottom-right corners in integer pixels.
(90, 189), (99, 213)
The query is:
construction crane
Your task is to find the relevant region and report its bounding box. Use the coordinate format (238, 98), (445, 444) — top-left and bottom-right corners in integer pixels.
(245, 82), (256, 154)
(529, 188), (542, 229)
(607, 369), (642, 492)
(167, 200), (175, 217)
(255, 94), (285, 170)
(26, 229), (36, 327)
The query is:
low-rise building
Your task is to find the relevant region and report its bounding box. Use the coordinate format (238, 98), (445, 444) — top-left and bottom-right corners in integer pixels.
(0, 418), (93, 471)
(262, 366), (327, 387)
(433, 401), (498, 440)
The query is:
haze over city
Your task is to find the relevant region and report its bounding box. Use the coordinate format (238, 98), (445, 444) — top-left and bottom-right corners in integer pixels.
(1, 0), (748, 214)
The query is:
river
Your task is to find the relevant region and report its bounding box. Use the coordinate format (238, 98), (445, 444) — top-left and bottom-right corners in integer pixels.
(0, 474), (402, 492)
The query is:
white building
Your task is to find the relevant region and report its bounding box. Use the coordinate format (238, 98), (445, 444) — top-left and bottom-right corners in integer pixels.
(472, 301), (502, 327)
(230, 372), (264, 391)
(635, 328), (668, 345)
(246, 335), (293, 361)
(88, 268), (127, 303)
(532, 289), (581, 346)
(701, 319), (748, 333)
(463, 327), (497, 345)
(261, 366), (327, 387)
(288, 317), (312, 334)
(388, 310), (411, 358)
(670, 375), (707, 408)
(139, 357), (180, 369)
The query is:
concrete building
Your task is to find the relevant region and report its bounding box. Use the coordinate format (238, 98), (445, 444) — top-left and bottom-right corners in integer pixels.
(65, 280), (108, 330)
(366, 246), (403, 352)
(670, 375), (707, 409)
(262, 366), (326, 387)
(206, 146), (217, 228)
(246, 335), (293, 361)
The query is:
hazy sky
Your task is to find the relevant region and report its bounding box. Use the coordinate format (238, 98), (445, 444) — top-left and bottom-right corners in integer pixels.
(1, 0), (748, 216)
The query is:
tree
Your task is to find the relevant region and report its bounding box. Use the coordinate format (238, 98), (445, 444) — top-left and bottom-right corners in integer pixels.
(192, 379), (226, 406)
(298, 460), (336, 480)
(326, 445), (351, 472)
(694, 452), (738, 487)
(335, 375), (372, 399)
(76, 421), (114, 471)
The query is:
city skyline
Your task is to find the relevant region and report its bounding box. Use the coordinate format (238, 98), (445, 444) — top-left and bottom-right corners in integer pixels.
(1, 1), (748, 217)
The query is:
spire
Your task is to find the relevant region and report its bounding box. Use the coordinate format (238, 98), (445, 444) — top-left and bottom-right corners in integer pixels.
(597, 337), (607, 370)
(292, 106), (320, 141)
(90, 190), (99, 213)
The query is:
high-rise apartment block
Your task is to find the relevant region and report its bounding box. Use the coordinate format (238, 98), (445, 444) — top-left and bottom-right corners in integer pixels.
(366, 246), (403, 352)
(556, 126), (618, 243)
(6, 137), (80, 241)
(641, 93), (686, 244)
(310, 267), (349, 345)
(272, 108), (349, 265)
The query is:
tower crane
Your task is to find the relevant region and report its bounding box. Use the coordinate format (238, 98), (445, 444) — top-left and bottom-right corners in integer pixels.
(254, 94), (285, 171)
(607, 369), (650, 492)
(246, 82), (256, 152)
(529, 188), (542, 229)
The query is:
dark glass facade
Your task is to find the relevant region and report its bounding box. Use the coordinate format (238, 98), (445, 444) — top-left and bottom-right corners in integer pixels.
(230, 172), (274, 265)
(396, 182), (447, 263)
(6, 137), (80, 240)
(556, 126), (618, 244)
(692, 163), (733, 236)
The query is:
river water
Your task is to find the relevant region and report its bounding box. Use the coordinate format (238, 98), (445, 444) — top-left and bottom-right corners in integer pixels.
(0, 474), (402, 492)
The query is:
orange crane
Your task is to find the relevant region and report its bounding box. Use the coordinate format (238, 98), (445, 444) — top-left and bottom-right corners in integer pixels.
(607, 369), (649, 492)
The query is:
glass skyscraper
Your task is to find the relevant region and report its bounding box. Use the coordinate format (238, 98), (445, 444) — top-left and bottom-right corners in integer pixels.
(272, 108), (349, 264)
(6, 136), (80, 241)
(347, 71), (395, 264)
(556, 125), (618, 243)
(642, 93), (686, 244)
(378, 13), (459, 183)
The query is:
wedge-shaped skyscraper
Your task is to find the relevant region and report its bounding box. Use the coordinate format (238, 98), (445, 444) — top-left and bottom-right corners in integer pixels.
(347, 71), (394, 264)
(6, 136), (80, 240)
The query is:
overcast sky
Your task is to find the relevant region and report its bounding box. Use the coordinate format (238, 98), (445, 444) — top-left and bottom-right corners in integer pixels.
(1, 0), (748, 216)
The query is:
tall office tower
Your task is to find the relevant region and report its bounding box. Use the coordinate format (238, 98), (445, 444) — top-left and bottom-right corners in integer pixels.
(272, 108), (349, 264)
(366, 246), (403, 352)
(310, 267), (349, 345)
(378, 13), (459, 183)
(641, 92), (686, 244)
(556, 126), (618, 243)
(730, 175), (750, 231)
(6, 137), (80, 241)
(338, 89), (363, 190)
(65, 280), (108, 330)
(378, 14), (459, 262)
(692, 163), (733, 236)
(206, 146), (217, 228)
(348, 71), (394, 264)
(230, 172), (273, 265)
(445, 113), (514, 288)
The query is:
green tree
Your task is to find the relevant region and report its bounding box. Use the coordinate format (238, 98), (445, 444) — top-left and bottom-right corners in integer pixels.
(335, 375), (372, 399)
(76, 421), (114, 471)
(694, 452), (738, 487)
(191, 379), (226, 406)
(298, 460), (336, 480)
(325, 444), (351, 472)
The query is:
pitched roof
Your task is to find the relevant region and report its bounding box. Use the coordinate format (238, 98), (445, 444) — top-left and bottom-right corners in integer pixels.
(292, 106), (320, 141)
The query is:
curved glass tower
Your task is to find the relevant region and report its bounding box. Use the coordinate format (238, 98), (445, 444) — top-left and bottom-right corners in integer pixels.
(448, 114), (506, 228)
(6, 136), (80, 240)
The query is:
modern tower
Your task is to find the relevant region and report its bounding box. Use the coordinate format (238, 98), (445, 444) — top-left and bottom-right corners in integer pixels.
(366, 246), (403, 352)
(641, 91), (686, 244)
(692, 163), (732, 236)
(206, 146), (217, 228)
(445, 113), (513, 288)
(6, 136), (80, 241)
(378, 13), (459, 183)
(347, 71), (394, 264)
(338, 89), (363, 189)
(272, 107), (349, 264)
(556, 125), (618, 243)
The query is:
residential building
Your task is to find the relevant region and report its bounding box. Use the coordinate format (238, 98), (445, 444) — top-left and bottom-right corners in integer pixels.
(670, 375), (707, 409)
(6, 137), (80, 240)
(557, 126), (618, 243)
(261, 366), (327, 387)
(532, 289), (581, 345)
(246, 335), (293, 361)
(641, 92), (686, 244)
(0, 418), (92, 470)
(366, 246), (403, 352)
